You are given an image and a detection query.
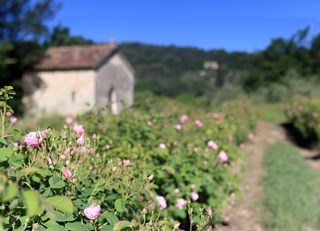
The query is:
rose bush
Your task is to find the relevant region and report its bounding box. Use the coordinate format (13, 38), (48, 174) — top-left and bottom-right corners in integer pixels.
(0, 86), (257, 230)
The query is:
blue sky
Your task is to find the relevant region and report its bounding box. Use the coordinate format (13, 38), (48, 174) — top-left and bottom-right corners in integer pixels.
(51, 1), (320, 52)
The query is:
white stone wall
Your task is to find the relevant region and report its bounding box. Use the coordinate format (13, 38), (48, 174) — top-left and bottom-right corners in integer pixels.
(95, 54), (134, 113)
(23, 70), (95, 116)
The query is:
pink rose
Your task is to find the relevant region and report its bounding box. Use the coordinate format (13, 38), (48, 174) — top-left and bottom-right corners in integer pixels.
(155, 196), (167, 209)
(180, 115), (189, 123)
(195, 119), (203, 127)
(5, 111), (12, 117)
(218, 151), (228, 163)
(62, 167), (72, 179)
(176, 198), (187, 210)
(84, 204), (101, 220)
(207, 140), (218, 150)
(159, 143), (166, 149)
(173, 124), (182, 130)
(191, 192), (199, 201)
(24, 131), (44, 148)
(77, 135), (85, 145)
(73, 124), (85, 136)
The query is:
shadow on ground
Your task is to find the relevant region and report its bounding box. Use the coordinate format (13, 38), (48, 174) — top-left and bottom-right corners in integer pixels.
(281, 122), (320, 160)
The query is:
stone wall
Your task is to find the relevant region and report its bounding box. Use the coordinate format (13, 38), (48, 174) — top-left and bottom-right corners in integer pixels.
(95, 53), (134, 114)
(23, 70), (95, 116)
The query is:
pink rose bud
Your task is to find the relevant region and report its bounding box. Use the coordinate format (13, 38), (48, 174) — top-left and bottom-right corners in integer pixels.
(147, 121), (153, 126)
(207, 207), (213, 216)
(32, 223), (39, 229)
(174, 188), (180, 194)
(65, 160), (70, 166)
(62, 167), (72, 179)
(47, 157), (52, 165)
(9, 116), (17, 124)
(159, 143), (166, 149)
(77, 135), (85, 145)
(174, 223), (181, 230)
(73, 124), (85, 136)
(123, 159), (131, 166)
(92, 133), (97, 139)
(248, 132), (254, 140)
(95, 153), (100, 158)
(5, 111), (12, 117)
(148, 203), (154, 210)
(191, 192), (199, 201)
(24, 131), (44, 148)
(148, 174), (154, 180)
(112, 166), (117, 172)
(155, 196), (167, 209)
(118, 161), (123, 167)
(83, 204), (101, 220)
(143, 208), (147, 214)
(66, 117), (73, 124)
(191, 184), (196, 189)
(218, 150), (228, 163)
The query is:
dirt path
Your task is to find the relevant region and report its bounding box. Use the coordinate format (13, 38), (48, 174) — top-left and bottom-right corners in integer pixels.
(213, 120), (320, 231)
(214, 121), (286, 231)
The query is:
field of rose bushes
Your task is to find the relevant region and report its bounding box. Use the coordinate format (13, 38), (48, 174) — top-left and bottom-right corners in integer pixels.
(285, 96), (320, 144)
(0, 86), (257, 230)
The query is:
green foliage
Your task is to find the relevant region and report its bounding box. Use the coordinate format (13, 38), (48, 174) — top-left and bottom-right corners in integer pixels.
(261, 142), (320, 231)
(0, 84), (258, 229)
(285, 96), (320, 142)
(49, 24), (94, 46)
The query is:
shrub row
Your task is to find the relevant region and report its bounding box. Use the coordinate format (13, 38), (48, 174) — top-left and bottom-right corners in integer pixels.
(0, 87), (257, 230)
(284, 96), (320, 142)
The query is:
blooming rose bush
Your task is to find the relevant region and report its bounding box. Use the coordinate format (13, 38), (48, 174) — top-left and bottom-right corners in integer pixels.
(285, 96), (320, 142)
(0, 87), (257, 230)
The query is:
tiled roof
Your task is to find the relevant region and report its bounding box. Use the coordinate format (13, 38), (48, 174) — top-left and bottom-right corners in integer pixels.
(34, 43), (116, 70)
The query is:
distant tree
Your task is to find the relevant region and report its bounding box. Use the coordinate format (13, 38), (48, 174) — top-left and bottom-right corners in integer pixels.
(49, 24), (93, 46)
(0, 0), (61, 114)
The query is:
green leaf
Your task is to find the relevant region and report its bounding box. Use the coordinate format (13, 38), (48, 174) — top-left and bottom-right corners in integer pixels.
(103, 211), (119, 225)
(45, 225), (66, 231)
(1, 182), (18, 202)
(100, 225), (113, 231)
(113, 221), (132, 231)
(19, 167), (40, 178)
(8, 154), (24, 168)
(46, 196), (74, 213)
(0, 147), (13, 162)
(66, 222), (89, 231)
(54, 211), (76, 222)
(48, 176), (65, 189)
(0, 138), (7, 146)
(114, 198), (125, 213)
(22, 190), (43, 217)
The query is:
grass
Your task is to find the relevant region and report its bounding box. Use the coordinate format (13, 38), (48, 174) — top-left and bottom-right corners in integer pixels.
(258, 103), (286, 123)
(261, 142), (320, 231)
